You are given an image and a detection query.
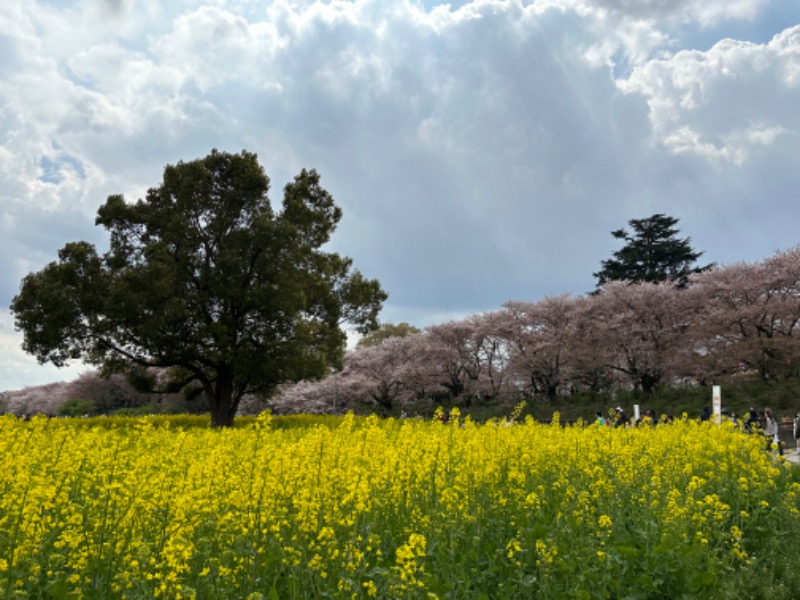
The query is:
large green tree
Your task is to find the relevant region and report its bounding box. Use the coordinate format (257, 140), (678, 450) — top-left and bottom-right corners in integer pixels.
(593, 213), (712, 289)
(356, 321), (421, 348)
(11, 149), (387, 427)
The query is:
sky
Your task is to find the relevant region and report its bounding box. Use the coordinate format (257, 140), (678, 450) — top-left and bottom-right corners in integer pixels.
(1, 0), (800, 392)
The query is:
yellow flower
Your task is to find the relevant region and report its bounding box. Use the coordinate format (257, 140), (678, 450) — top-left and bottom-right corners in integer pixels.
(506, 538), (522, 559)
(363, 580), (378, 597)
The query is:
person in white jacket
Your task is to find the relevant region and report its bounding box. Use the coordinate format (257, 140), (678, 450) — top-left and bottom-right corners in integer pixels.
(793, 411), (800, 454)
(764, 407), (783, 456)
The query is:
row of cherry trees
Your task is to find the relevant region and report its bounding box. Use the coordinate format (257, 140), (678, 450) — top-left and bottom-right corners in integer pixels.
(0, 371), (198, 417)
(276, 246), (800, 412)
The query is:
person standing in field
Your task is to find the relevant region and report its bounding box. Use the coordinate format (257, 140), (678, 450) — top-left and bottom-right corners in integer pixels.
(745, 408), (760, 434)
(793, 411), (800, 454)
(642, 408), (657, 426)
(763, 407), (783, 456)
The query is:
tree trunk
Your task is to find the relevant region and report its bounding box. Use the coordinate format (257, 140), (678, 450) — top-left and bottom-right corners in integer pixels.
(208, 370), (239, 428)
(370, 385), (393, 414)
(640, 371), (661, 395)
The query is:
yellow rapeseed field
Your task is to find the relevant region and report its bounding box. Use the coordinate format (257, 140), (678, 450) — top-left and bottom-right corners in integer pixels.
(0, 411), (798, 599)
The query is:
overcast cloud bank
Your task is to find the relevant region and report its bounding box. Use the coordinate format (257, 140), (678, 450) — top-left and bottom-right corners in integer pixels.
(1, 0), (799, 390)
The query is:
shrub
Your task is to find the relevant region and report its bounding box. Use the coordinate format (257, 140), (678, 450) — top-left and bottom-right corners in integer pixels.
(56, 398), (96, 417)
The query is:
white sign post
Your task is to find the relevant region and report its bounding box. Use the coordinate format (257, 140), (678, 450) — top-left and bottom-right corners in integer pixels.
(633, 404), (640, 422)
(712, 385), (722, 423)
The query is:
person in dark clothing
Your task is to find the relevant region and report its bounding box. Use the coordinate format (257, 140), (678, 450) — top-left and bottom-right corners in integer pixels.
(700, 406), (711, 422)
(614, 407), (630, 428)
(745, 407), (760, 433)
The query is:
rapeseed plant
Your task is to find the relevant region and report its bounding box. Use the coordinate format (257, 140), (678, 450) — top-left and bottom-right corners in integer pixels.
(0, 413), (799, 598)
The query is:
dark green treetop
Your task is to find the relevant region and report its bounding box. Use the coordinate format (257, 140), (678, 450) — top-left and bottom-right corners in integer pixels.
(356, 321), (421, 348)
(11, 149), (387, 426)
(593, 213), (713, 289)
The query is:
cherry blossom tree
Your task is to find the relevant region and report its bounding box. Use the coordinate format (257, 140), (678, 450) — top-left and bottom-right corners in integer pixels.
(584, 281), (697, 394)
(496, 295), (581, 399)
(270, 377), (341, 414)
(274, 333), (444, 413)
(64, 371), (161, 414)
(468, 311), (514, 400)
(1, 382), (71, 416)
(691, 247), (800, 382)
(565, 296), (620, 393)
(423, 320), (486, 402)
(343, 336), (424, 412)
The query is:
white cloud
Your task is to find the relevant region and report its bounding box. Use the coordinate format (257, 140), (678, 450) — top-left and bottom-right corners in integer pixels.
(579, 0), (767, 25)
(661, 123), (785, 165)
(619, 24), (800, 164)
(0, 315), (88, 392)
(153, 5), (286, 92)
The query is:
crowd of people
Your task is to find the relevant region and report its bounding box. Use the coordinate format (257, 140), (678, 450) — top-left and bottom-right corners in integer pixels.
(594, 405), (800, 457)
(594, 406), (660, 428)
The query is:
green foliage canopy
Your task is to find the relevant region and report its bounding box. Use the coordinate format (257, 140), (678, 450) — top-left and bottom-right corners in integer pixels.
(593, 213), (713, 289)
(356, 321), (421, 348)
(11, 150), (387, 426)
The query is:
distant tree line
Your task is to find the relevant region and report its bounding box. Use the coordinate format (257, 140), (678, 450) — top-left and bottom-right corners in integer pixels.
(277, 246), (800, 413)
(0, 371), (207, 418)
